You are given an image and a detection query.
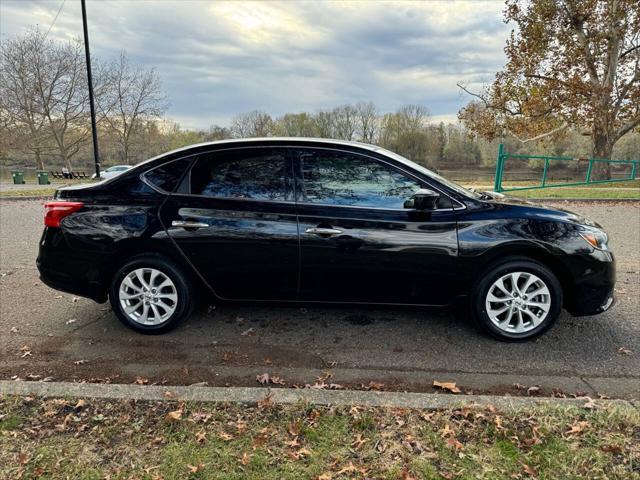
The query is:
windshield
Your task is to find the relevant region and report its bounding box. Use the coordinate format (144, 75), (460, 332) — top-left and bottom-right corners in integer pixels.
(376, 147), (481, 199)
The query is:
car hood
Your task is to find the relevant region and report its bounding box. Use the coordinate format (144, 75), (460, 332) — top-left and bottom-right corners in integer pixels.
(480, 192), (602, 228)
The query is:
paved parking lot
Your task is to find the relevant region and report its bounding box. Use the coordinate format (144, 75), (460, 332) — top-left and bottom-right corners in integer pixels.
(1, 199), (638, 397)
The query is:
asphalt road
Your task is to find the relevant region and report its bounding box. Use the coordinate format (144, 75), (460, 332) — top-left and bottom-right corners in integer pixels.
(1, 199), (638, 398)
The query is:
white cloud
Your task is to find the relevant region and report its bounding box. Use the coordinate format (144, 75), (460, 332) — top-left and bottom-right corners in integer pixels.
(1, 0), (511, 128)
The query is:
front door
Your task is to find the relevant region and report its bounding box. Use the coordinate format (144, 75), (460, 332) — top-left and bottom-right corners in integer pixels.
(294, 148), (459, 305)
(159, 147), (299, 300)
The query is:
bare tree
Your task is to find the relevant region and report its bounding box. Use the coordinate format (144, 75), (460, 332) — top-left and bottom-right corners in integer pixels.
(99, 52), (167, 164)
(0, 29), (52, 169)
(332, 104), (358, 140)
(354, 101), (379, 144)
(230, 110), (274, 137)
(33, 36), (94, 170)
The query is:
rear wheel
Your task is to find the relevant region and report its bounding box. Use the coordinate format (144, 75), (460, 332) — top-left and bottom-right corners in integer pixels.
(472, 257), (562, 341)
(109, 254), (193, 334)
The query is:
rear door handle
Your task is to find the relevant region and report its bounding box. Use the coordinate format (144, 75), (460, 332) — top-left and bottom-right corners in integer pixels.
(305, 227), (343, 236)
(172, 220), (208, 229)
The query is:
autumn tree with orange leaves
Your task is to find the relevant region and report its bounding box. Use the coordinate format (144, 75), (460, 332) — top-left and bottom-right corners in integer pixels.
(458, 0), (640, 177)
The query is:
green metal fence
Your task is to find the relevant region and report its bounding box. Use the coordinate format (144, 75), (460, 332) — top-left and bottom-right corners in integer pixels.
(493, 143), (640, 193)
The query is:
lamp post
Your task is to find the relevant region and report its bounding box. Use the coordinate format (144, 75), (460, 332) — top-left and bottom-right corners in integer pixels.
(81, 0), (100, 178)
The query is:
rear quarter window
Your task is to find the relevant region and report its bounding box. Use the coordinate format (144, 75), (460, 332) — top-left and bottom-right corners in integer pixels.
(143, 157), (192, 192)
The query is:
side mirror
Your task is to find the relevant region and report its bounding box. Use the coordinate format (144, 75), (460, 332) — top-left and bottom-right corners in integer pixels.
(404, 188), (440, 210)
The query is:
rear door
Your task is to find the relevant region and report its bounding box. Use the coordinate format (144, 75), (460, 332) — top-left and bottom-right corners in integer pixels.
(158, 147), (299, 300)
(294, 148), (459, 305)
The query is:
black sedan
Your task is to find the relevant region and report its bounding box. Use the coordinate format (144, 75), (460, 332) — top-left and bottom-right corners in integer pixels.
(37, 138), (615, 340)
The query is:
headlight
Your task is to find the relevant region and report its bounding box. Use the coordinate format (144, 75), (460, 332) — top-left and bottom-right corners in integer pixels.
(578, 226), (609, 250)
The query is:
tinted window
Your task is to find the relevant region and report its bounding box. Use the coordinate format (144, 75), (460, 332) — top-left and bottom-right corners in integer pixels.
(299, 150), (422, 209)
(190, 148), (287, 201)
(144, 157), (191, 192)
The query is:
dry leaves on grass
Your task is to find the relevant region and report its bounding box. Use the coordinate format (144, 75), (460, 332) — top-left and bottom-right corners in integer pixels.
(165, 409), (183, 422)
(433, 380), (461, 394)
(186, 463), (205, 474)
(565, 421), (589, 436)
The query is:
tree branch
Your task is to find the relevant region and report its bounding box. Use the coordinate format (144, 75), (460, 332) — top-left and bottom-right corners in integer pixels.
(512, 122), (569, 144)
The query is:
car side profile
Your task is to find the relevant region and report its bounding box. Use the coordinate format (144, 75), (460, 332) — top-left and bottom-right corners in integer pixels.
(37, 138), (615, 341)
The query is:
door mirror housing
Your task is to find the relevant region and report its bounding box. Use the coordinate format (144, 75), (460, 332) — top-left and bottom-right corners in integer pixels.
(404, 188), (440, 210)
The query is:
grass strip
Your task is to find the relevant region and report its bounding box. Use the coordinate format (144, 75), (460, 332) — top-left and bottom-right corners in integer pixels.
(1, 395), (638, 479)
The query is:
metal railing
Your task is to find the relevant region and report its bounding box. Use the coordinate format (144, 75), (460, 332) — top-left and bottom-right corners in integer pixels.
(493, 143), (639, 193)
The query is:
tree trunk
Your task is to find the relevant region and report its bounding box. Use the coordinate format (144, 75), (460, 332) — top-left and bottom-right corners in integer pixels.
(591, 126), (613, 180)
(35, 148), (44, 171)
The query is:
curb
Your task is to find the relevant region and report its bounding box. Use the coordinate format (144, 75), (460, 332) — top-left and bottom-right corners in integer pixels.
(0, 195), (53, 201)
(0, 380), (635, 411)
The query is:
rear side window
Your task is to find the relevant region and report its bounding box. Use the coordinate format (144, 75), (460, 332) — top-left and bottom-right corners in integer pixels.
(190, 148), (288, 201)
(144, 157), (191, 192)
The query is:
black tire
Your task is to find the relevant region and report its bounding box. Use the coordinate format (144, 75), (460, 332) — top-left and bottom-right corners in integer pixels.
(109, 254), (194, 334)
(471, 256), (562, 341)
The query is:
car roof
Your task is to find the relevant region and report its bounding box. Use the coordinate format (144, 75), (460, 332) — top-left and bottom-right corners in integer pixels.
(134, 137), (398, 172)
(169, 137), (381, 156)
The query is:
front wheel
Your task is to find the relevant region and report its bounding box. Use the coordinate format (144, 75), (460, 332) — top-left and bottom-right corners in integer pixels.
(109, 254), (194, 334)
(472, 258), (562, 341)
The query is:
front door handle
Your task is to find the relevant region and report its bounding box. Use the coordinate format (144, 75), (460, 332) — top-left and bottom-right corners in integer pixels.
(172, 220), (209, 229)
(305, 227), (343, 236)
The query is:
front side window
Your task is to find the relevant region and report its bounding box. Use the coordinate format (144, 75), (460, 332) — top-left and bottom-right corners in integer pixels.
(299, 149), (422, 209)
(190, 148), (287, 201)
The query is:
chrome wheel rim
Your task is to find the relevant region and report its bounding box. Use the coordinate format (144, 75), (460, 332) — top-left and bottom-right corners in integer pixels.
(119, 268), (177, 326)
(485, 272), (551, 334)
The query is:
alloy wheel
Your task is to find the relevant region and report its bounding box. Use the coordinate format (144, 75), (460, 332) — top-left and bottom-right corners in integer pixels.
(118, 268), (178, 325)
(485, 271), (551, 334)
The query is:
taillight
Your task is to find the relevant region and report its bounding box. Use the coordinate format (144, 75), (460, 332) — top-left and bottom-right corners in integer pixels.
(44, 201), (84, 227)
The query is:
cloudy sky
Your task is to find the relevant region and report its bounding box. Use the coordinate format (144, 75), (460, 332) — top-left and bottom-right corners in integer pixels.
(1, 0), (512, 129)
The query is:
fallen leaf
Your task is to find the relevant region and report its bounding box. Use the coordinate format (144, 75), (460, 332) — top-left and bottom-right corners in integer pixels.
(522, 463), (537, 477)
(73, 359), (87, 365)
(366, 381), (385, 391)
(446, 437), (464, 450)
(241, 327), (255, 336)
(74, 399), (86, 410)
(258, 393), (273, 409)
(219, 431), (233, 441)
(134, 377), (149, 385)
(433, 380), (461, 394)
(195, 431), (207, 444)
(351, 433), (368, 450)
(617, 347), (632, 355)
(240, 452), (251, 465)
(10, 326), (18, 333)
(316, 474), (332, 480)
(165, 409), (183, 422)
(527, 385), (541, 396)
(601, 444), (622, 453)
(336, 463), (366, 475)
(186, 463), (204, 474)
(401, 466), (418, 480)
(256, 373), (270, 385)
(566, 421), (589, 435)
(270, 375), (286, 385)
(65, 319), (77, 325)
